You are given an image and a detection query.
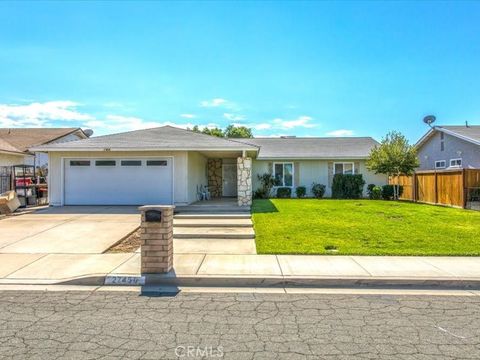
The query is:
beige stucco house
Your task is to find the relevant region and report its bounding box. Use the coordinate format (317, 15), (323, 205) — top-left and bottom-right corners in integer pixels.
(32, 126), (387, 207)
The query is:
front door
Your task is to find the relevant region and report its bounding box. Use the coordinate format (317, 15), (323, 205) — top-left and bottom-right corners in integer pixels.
(222, 164), (237, 197)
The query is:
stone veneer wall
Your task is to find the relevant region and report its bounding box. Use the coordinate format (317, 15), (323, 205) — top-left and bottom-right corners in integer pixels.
(237, 157), (252, 206)
(207, 158), (222, 198)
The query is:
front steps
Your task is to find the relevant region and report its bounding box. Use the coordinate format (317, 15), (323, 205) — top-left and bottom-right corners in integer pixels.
(173, 210), (256, 255)
(175, 205), (250, 214)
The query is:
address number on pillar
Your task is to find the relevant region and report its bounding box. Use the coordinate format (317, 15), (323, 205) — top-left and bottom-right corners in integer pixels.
(104, 276), (146, 285)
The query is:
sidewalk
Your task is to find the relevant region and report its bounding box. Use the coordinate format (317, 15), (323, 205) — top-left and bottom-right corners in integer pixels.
(1, 253), (480, 288)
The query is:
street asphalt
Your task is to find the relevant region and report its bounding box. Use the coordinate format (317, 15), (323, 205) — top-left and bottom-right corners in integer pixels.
(0, 290), (479, 359)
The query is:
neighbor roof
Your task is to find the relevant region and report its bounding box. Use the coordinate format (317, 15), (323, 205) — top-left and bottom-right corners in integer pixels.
(0, 138), (24, 155)
(416, 125), (480, 148)
(0, 128), (86, 153)
(236, 137), (379, 159)
(31, 126), (258, 152)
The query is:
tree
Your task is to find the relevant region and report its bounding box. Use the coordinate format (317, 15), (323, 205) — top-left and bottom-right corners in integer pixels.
(366, 131), (419, 200)
(188, 124), (253, 138)
(224, 125), (253, 138)
(201, 127), (224, 137)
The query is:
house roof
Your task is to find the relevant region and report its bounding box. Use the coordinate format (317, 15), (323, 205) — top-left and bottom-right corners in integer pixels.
(0, 138), (24, 155)
(31, 126), (258, 152)
(236, 137), (379, 159)
(416, 125), (480, 148)
(0, 127), (86, 153)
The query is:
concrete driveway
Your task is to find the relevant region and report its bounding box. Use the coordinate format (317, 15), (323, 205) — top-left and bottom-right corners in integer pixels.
(0, 206), (140, 254)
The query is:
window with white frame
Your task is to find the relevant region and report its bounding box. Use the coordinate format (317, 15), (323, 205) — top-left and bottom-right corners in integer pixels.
(435, 160), (446, 169)
(334, 162), (354, 175)
(450, 158), (462, 167)
(274, 162), (293, 187)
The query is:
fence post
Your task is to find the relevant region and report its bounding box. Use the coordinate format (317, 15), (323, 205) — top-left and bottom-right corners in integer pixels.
(434, 171), (438, 205)
(412, 173), (416, 202)
(462, 168), (466, 209)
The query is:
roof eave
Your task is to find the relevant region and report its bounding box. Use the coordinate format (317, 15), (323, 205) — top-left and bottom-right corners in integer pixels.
(256, 155), (369, 160)
(29, 146), (258, 152)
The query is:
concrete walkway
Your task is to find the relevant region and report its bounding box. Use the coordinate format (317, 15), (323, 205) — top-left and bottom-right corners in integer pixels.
(1, 253), (480, 288)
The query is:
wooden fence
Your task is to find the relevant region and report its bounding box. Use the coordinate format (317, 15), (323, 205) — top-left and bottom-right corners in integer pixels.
(389, 169), (480, 209)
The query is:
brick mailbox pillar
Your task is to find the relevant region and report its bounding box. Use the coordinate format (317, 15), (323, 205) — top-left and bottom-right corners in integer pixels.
(139, 205), (175, 274)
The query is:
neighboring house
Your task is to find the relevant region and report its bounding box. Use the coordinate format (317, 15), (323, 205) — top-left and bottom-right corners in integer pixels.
(31, 126), (387, 207)
(0, 128), (89, 168)
(416, 125), (480, 170)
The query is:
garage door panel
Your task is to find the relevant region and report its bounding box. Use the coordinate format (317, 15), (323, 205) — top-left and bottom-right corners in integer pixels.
(64, 158), (173, 205)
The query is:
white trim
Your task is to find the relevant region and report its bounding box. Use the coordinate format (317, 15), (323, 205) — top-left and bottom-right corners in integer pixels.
(273, 162), (294, 187)
(416, 127), (480, 149)
(333, 162), (355, 175)
(435, 160), (446, 169)
(61, 155), (175, 206)
(449, 158), (462, 168)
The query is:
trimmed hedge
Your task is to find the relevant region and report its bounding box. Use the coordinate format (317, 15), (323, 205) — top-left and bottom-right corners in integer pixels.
(276, 187), (292, 198)
(295, 186), (307, 198)
(311, 183), (326, 199)
(381, 185), (404, 200)
(332, 174), (365, 199)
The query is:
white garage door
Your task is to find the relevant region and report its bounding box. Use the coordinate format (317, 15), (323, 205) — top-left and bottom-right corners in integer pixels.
(64, 158), (173, 205)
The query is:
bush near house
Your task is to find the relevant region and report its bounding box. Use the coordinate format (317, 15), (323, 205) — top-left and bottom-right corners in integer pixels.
(331, 174), (365, 199)
(311, 183), (326, 199)
(382, 184), (404, 200)
(367, 184), (382, 200)
(276, 187), (292, 198)
(295, 186), (306, 198)
(254, 173), (278, 199)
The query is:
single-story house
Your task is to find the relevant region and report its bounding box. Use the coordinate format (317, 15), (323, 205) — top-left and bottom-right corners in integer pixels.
(31, 126), (387, 207)
(416, 125), (480, 170)
(0, 128), (89, 168)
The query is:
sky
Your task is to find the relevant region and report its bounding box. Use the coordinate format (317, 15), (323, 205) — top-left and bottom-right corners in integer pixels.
(0, 1), (479, 142)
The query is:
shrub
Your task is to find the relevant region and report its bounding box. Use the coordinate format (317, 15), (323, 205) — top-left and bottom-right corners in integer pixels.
(367, 184), (376, 198)
(371, 186), (383, 200)
(311, 183), (326, 199)
(255, 173), (278, 199)
(332, 174), (365, 199)
(276, 187), (292, 198)
(253, 189), (267, 199)
(295, 186), (306, 198)
(381, 184), (404, 200)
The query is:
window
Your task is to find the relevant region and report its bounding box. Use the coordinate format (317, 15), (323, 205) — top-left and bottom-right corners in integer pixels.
(121, 160), (142, 166)
(450, 158), (462, 168)
(274, 162), (293, 187)
(435, 160), (446, 169)
(95, 160), (116, 166)
(70, 160), (90, 166)
(146, 160), (168, 166)
(334, 162), (354, 175)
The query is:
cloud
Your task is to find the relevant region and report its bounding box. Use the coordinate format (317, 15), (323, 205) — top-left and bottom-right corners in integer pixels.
(180, 113), (196, 119)
(0, 100), (94, 127)
(271, 116), (316, 130)
(223, 113), (246, 121)
(326, 129), (355, 137)
(200, 98), (228, 107)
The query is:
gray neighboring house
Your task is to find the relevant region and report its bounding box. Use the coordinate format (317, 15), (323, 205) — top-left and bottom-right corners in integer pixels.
(31, 126), (387, 207)
(416, 125), (480, 170)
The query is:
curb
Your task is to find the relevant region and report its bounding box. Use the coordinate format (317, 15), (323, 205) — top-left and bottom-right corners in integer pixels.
(3, 274), (480, 290)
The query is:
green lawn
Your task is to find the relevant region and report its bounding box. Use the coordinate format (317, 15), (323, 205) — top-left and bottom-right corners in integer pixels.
(252, 199), (480, 256)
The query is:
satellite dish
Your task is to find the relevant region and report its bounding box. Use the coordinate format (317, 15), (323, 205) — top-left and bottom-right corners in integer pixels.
(423, 115), (436, 127)
(83, 129), (94, 137)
